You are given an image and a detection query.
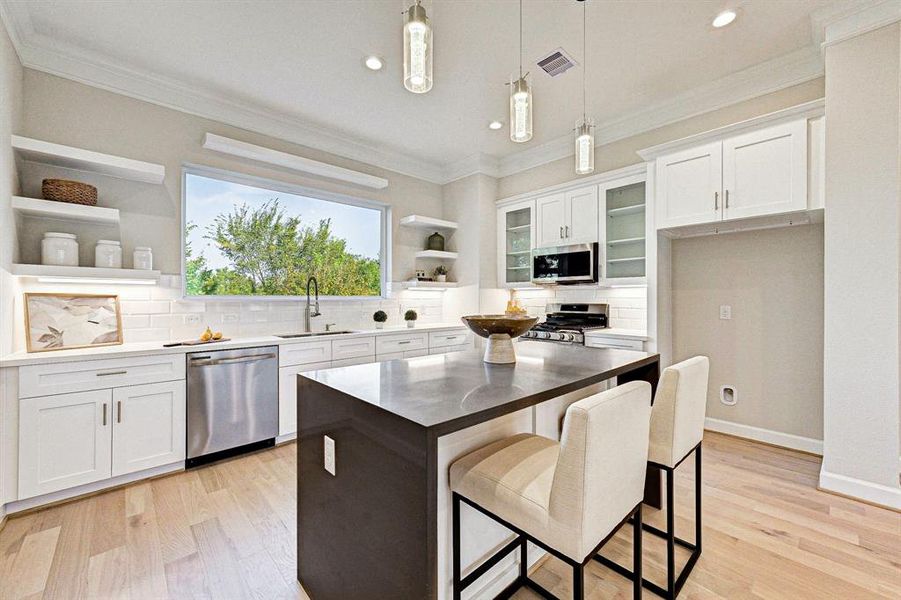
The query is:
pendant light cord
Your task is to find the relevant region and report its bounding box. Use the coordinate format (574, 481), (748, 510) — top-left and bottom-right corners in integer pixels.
(519, 0), (523, 79)
(582, 0), (587, 122)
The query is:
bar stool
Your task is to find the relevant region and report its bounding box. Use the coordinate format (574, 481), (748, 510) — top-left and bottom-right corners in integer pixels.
(595, 356), (710, 599)
(449, 381), (653, 600)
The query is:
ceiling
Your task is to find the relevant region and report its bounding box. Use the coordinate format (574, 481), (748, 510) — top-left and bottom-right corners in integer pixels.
(2, 0), (849, 182)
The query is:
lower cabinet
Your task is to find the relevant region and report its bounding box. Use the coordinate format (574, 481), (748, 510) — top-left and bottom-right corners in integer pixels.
(278, 360), (332, 436)
(429, 344), (470, 355)
(19, 381), (186, 500)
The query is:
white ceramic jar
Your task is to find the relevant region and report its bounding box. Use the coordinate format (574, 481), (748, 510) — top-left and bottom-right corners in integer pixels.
(41, 232), (79, 266)
(133, 246), (153, 270)
(95, 240), (123, 268)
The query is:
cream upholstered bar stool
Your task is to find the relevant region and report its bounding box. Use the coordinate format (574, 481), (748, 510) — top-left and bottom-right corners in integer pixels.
(595, 356), (710, 599)
(449, 381), (653, 600)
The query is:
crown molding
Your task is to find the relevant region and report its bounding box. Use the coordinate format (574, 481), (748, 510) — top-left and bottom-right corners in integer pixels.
(810, 0), (900, 50)
(442, 152), (500, 183)
(496, 45), (825, 178)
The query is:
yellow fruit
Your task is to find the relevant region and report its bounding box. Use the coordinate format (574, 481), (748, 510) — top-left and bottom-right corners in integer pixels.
(200, 327), (213, 342)
(212, 331), (223, 340)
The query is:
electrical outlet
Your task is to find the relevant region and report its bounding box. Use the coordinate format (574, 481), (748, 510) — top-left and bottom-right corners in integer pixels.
(222, 313), (239, 323)
(324, 435), (336, 476)
(185, 314), (201, 325)
(719, 305), (732, 320)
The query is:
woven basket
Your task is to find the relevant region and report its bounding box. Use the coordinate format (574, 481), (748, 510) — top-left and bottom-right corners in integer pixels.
(42, 179), (98, 206)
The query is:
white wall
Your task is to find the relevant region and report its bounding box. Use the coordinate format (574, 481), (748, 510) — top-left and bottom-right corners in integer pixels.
(672, 225), (824, 442)
(821, 23), (901, 508)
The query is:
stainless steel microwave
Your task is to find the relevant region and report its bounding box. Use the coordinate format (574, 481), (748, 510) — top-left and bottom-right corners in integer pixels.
(532, 243), (598, 284)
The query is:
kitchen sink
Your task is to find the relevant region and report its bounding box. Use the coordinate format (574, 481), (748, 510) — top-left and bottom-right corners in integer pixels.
(276, 330), (356, 338)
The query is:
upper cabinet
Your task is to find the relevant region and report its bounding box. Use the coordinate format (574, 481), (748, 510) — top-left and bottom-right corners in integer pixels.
(600, 175), (647, 285)
(642, 100), (825, 234)
(535, 186), (598, 247)
(497, 199), (535, 288)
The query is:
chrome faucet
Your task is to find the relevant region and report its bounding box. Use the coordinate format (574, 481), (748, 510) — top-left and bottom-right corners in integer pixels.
(304, 276), (321, 332)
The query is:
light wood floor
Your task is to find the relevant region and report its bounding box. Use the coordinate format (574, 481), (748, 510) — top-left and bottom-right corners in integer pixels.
(0, 432), (898, 599)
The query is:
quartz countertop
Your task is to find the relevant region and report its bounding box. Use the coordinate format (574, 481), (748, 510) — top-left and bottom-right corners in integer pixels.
(300, 342), (658, 433)
(0, 323), (468, 368)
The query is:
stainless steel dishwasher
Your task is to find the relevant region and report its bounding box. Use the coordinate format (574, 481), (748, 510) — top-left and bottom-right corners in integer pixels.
(186, 346), (279, 467)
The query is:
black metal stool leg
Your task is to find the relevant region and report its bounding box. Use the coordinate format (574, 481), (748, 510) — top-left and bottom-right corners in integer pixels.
(695, 445), (702, 554)
(633, 504), (642, 600)
(520, 536), (528, 580)
(573, 563), (584, 600)
(666, 468), (675, 599)
(452, 493), (461, 600)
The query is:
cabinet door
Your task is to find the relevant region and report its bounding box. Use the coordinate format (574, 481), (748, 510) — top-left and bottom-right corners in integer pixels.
(535, 193), (566, 247)
(279, 361), (332, 436)
(496, 200), (534, 287)
(19, 389), (112, 499)
(722, 119), (807, 221)
(600, 175), (647, 284)
(655, 142), (722, 229)
(564, 186), (599, 244)
(111, 381), (186, 477)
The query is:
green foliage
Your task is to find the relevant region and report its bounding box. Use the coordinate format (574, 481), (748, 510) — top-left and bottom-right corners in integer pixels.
(185, 200), (381, 297)
(433, 265), (448, 276)
(404, 309), (418, 321)
(373, 310), (388, 323)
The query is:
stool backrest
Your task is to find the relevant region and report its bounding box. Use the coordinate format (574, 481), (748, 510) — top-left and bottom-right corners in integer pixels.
(649, 356), (710, 468)
(549, 380), (652, 560)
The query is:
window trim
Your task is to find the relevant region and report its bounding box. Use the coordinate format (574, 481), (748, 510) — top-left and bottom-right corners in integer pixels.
(180, 164), (391, 301)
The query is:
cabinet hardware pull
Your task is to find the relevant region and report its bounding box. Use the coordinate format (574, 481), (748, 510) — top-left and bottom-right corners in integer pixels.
(102, 403), (108, 426)
(714, 192), (719, 210)
(725, 189), (730, 208)
(398, 341), (412, 345)
(565, 225), (569, 238)
(117, 401), (122, 423)
(96, 370), (127, 377)
(559, 226), (564, 238)
(445, 336), (458, 340)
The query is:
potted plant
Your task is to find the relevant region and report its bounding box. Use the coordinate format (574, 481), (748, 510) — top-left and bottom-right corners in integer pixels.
(433, 265), (448, 283)
(373, 310), (388, 329)
(404, 309), (418, 328)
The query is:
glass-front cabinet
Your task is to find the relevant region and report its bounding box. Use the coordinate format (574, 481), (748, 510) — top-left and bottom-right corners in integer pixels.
(497, 199), (535, 287)
(600, 174), (648, 285)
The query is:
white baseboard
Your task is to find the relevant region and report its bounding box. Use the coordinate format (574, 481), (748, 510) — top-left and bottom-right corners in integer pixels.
(819, 468), (901, 511)
(705, 417), (823, 455)
(276, 432), (297, 444)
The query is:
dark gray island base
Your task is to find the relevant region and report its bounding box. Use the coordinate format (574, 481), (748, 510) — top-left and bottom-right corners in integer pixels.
(297, 344), (660, 600)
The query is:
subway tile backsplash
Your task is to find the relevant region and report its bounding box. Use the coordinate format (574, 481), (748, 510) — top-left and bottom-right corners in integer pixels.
(513, 286), (648, 331)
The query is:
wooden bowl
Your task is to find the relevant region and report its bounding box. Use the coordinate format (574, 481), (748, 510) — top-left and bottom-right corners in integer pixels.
(460, 314), (538, 339)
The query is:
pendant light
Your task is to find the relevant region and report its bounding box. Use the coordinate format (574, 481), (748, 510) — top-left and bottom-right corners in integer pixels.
(574, 0), (594, 174)
(403, 0), (433, 93)
(510, 0), (532, 143)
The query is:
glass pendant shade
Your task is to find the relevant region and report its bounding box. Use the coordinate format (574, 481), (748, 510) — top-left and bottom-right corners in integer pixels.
(509, 76), (533, 143)
(574, 119), (595, 174)
(403, 2), (433, 94)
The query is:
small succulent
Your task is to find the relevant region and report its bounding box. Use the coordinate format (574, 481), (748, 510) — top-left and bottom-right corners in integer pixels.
(433, 265), (448, 276)
(404, 309), (418, 321)
(373, 310), (388, 323)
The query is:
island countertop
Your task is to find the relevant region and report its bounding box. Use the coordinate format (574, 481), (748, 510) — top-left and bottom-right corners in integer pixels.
(300, 342), (659, 435)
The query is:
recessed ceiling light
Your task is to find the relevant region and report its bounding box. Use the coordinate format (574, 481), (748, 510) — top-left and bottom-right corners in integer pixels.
(364, 55), (384, 71)
(712, 10), (737, 28)
(488, 120), (503, 130)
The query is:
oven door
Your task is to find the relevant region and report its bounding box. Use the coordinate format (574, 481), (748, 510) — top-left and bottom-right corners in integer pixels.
(532, 243), (598, 284)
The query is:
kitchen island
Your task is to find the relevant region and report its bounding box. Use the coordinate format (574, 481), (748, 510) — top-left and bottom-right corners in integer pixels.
(297, 343), (660, 600)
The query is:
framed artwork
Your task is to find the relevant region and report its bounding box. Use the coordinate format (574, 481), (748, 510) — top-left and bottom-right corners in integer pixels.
(24, 293), (123, 353)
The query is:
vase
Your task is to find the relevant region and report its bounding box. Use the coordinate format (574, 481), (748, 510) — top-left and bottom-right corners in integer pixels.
(406, 320), (415, 328)
(436, 274), (446, 282)
(427, 231), (445, 251)
(375, 322), (384, 329)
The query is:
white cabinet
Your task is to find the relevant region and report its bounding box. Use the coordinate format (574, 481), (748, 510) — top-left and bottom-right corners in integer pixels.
(19, 389), (113, 498)
(655, 142), (722, 229)
(600, 174), (648, 285)
(375, 332), (428, 354)
(655, 118), (808, 230)
(535, 193), (566, 247)
(279, 360), (331, 436)
(279, 340), (332, 367)
(18, 353), (184, 398)
(721, 120), (807, 220)
(111, 381), (185, 477)
(497, 200), (535, 288)
(535, 186), (598, 247)
(429, 344), (470, 355)
(332, 337), (376, 361)
(428, 330), (472, 349)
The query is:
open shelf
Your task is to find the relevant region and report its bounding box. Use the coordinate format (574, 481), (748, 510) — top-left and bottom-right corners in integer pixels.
(12, 196), (120, 225)
(399, 215), (458, 231)
(393, 280), (458, 290)
(506, 224), (530, 232)
(606, 257), (646, 264)
(607, 204), (645, 217)
(506, 266), (530, 270)
(506, 250), (531, 256)
(11, 264), (161, 284)
(12, 135), (165, 184)
(607, 236), (645, 246)
(415, 250), (458, 260)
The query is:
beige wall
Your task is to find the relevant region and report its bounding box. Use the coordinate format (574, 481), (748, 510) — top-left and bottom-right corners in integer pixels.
(821, 23), (900, 500)
(672, 225), (824, 440)
(19, 69), (444, 280)
(497, 78), (825, 199)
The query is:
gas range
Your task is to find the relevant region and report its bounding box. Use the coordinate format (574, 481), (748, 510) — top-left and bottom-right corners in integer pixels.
(521, 302), (609, 345)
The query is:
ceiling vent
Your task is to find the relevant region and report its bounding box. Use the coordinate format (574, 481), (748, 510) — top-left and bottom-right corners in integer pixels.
(536, 47), (579, 77)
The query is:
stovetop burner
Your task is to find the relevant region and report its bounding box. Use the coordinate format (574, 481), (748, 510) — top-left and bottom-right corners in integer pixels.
(521, 302), (609, 344)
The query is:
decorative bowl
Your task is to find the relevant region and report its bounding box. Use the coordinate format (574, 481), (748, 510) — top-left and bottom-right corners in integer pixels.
(461, 314), (538, 364)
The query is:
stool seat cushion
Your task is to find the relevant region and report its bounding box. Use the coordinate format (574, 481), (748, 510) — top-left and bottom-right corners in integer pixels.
(450, 433), (559, 532)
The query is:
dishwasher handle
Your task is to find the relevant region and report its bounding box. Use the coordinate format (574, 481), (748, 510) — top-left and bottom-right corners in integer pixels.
(189, 352), (277, 367)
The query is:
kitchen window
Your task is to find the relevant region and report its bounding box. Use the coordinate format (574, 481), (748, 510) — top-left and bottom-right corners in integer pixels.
(182, 167), (389, 298)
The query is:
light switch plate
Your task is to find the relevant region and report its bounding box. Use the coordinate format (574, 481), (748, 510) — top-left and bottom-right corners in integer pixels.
(719, 305), (732, 320)
(324, 435), (336, 476)
(185, 314), (201, 325)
